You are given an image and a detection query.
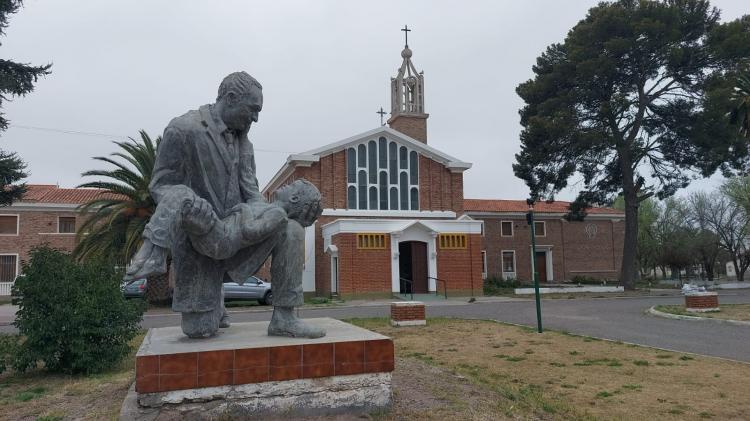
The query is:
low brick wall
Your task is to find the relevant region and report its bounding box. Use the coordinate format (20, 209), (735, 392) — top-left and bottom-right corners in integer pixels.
(685, 292), (719, 312)
(390, 302), (426, 326)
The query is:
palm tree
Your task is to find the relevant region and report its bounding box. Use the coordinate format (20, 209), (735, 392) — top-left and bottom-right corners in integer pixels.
(75, 130), (171, 303)
(730, 72), (750, 138)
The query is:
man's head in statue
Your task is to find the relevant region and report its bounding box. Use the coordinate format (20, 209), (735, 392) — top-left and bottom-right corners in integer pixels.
(215, 71), (263, 133)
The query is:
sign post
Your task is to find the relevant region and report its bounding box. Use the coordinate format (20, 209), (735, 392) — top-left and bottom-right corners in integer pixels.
(526, 199), (543, 333)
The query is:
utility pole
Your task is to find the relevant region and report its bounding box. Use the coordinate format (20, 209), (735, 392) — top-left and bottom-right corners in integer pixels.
(526, 198), (543, 333)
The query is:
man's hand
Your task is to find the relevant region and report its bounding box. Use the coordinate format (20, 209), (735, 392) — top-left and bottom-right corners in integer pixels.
(296, 200), (323, 227)
(182, 197), (216, 236)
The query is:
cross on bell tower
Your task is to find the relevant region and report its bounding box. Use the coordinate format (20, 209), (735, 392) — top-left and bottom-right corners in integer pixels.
(388, 25), (429, 143)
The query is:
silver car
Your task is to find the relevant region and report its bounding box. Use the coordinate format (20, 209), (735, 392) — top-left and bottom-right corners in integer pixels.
(223, 276), (273, 305)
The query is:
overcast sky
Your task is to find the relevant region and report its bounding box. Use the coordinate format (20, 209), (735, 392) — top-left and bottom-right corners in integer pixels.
(1, 0), (746, 201)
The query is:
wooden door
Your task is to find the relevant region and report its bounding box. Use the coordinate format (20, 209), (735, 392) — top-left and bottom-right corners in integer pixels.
(411, 242), (428, 293)
(535, 251), (547, 282)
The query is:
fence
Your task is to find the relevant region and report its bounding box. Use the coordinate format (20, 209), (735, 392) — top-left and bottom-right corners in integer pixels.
(0, 282), (13, 296)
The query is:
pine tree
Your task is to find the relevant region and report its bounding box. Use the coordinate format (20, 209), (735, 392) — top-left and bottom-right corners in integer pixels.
(0, 0), (52, 205)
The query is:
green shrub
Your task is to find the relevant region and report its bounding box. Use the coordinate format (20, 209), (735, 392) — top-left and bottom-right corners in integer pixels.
(10, 247), (144, 374)
(570, 275), (605, 285)
(483, 276), (525, 295)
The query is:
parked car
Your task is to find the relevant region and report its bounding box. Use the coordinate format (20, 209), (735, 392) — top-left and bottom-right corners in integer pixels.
(223, 276), (272, 305)
(122, 278), (147, 299)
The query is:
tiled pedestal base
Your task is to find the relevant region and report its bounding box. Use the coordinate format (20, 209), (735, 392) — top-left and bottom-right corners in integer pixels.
(130, 318), (393, 417)
(390, 301), (426, 326)
(685, 292), (720, 312)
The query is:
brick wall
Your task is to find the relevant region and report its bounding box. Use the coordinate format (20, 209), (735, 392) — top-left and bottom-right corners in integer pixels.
(685, 294), (719, 309)
(436, 234), (483, 293)
(476, 216), (624, 282)
(390, 303), (426, 321)
(388, 115), (427, 143)
(0, 210), (81, 270)
(331, 233), (392, 295)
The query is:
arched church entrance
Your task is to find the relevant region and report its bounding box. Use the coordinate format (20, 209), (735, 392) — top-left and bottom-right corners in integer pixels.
(399, 241), (428, 294)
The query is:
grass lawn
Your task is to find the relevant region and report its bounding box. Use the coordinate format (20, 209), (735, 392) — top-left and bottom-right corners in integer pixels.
(2, 319), (749, 420)
(656, 304), (750, 322)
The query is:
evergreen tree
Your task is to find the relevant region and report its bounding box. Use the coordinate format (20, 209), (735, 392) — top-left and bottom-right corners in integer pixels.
(514, 0), (750, 289)
(0, 0), (52, 205)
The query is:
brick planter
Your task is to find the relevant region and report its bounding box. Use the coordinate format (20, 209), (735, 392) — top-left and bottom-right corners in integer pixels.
(685, 292), (719, 312)
(390, 301), (426, 326)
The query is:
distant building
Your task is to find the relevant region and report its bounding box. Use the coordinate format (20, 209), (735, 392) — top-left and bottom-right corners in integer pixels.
(0, 184), (110, 284)
(260, 41), (625, 299)
(464, 200), (624, 282)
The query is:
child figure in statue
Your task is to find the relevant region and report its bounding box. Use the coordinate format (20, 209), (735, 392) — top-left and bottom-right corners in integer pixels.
(125, 179), (322, 337)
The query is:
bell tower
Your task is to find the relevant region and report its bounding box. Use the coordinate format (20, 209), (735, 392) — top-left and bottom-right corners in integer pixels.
(388, 25), (429, 143)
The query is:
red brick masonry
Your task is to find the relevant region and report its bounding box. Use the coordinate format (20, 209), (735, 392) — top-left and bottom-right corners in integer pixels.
(685, 293), (719, 310)
(390, 302), (426, 326)
(135, 338), (394, 394)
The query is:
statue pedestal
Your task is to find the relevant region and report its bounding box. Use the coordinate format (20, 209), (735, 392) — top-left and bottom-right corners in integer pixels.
(127, 318), (393, 418)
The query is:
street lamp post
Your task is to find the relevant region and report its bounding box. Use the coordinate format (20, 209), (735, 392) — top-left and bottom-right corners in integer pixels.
(526, 198), (543, 333)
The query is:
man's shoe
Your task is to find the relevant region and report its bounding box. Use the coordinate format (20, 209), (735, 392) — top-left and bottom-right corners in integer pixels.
(267, 306), (326, 338)
(219, 313), (231, 328)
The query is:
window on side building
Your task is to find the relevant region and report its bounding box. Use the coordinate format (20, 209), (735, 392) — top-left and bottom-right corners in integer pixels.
(500, 221), (513, 237)
(534, 221), (546, 237)
(58, 217), (76, 234)
(0, 215), (18, 235)
(0, 255), (17, 282)
(502, 251), (515, 274)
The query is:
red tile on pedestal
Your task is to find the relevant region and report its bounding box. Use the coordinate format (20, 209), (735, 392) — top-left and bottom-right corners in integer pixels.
(335, 362), (364, 376)
(235, 348), (269, 369)
(159, 373), (197, 391)
(303, 343), (333, 365)
(303, 363), (334, 378)
(135, 375), (159, 393)
(198, 350), (233, 373)
(335, 341), (364, 363)
(136, 355), (158, 377)
(365, 339), (394, 363)
(198, 370), (233, 388)
(270, 345), (302, 367)
(270, 365), (302, 381)
(234, 366), (269, 384)
(159, 353), (197, 375)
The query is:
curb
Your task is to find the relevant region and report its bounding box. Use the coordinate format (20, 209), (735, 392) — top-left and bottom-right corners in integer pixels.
(647, 306), (750, 327)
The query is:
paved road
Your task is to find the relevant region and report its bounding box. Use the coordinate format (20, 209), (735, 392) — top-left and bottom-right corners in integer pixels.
(3, 290), (749, 362)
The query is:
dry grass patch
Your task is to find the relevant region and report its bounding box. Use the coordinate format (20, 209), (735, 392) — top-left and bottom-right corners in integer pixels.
(656, 304), (750, 321)
(351, 317), (750, 420)
(0, 332), (144, 421)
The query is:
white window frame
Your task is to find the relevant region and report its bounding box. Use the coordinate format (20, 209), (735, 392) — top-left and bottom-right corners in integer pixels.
(481, 250), (487, 279)
(534, 221), (546, 237)
(0, 214), (19, 236)
(346, 138), (419, 211)
(501, 249), (516, 280)
(0, 253), (19, 282)
(57, 216), (76, 234)
(500, 220), (514, 237)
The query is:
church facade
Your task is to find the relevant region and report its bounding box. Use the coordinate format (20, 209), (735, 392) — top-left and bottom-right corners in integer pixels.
(261, 42), (624, 299)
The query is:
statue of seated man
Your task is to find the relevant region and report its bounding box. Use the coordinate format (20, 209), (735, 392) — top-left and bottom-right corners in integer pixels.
(125, 71), (325, 339)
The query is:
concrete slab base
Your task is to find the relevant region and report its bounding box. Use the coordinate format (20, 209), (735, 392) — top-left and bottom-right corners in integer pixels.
(121, 373), (391, 420)
(391, 320), (426, 326)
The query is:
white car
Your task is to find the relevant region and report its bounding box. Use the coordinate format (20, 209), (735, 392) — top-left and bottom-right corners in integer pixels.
(223, 276), (272, 305)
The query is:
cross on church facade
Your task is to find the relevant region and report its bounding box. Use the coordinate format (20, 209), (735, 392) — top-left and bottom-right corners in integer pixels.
(401, 25), (411, 47)
(377, 107), (387, 126)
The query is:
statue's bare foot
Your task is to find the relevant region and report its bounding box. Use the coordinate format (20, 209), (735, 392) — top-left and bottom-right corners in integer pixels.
(268, 307), (326, 339)
(124, 239), (168, 281)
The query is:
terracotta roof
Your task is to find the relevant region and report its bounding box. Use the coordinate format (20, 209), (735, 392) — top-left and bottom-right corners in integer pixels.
(21, 184), (123, 205)
(463, 199), (623, 215)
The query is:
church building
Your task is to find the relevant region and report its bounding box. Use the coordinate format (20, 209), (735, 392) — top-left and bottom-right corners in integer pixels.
(261, 37), (625, 299)
(262, 41), (484, 299)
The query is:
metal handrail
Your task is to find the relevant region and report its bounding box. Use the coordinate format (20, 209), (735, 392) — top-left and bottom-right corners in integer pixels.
(428, 276), (448, 299)
(398, 277), (414, 301)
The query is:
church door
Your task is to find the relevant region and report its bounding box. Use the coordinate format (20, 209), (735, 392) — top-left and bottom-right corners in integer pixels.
(399, 241), (429, 294)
